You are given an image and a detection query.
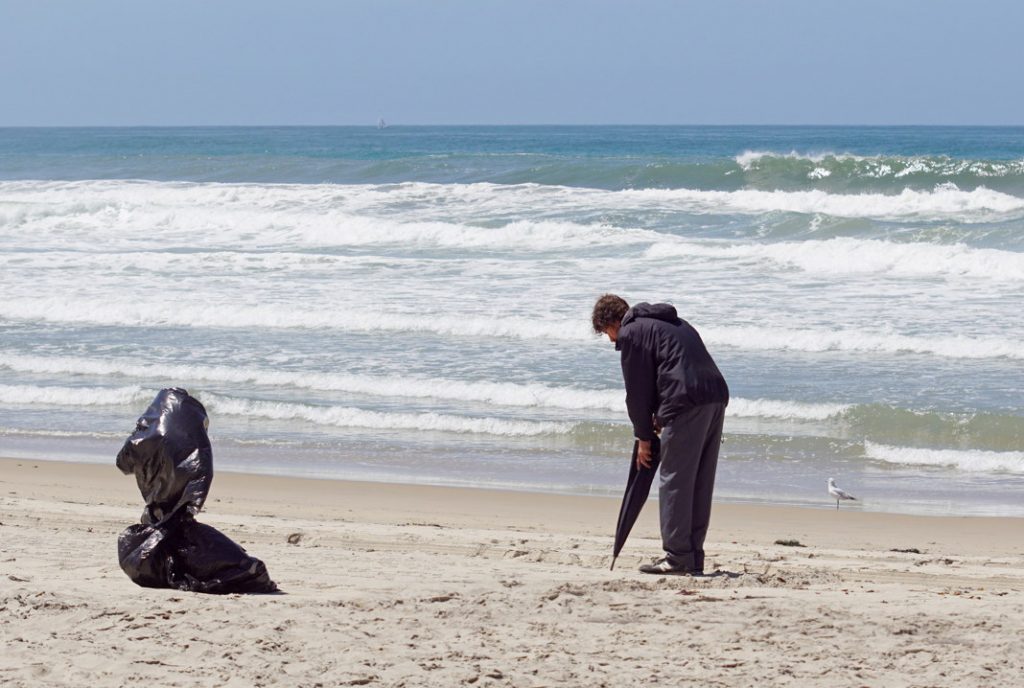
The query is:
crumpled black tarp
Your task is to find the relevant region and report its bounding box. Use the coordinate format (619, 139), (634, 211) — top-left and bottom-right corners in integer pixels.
(116, 388), (277, 594)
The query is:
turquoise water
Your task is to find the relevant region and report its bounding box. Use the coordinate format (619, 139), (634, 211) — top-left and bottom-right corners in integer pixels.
(1, 126), (1022, 515)
(5, 126), (1024, 198)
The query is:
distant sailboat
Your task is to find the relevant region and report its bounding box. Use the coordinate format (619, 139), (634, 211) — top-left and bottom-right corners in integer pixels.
(377, 117), (387, 129)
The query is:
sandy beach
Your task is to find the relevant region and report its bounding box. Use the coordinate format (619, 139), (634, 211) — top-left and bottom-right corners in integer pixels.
(2, 456), (1023, 687)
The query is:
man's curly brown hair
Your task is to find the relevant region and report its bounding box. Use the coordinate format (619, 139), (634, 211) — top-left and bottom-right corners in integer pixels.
(591, 294), (629, 334)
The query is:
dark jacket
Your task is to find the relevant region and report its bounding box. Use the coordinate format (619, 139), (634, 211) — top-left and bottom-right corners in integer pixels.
(616, 303), (729, 440)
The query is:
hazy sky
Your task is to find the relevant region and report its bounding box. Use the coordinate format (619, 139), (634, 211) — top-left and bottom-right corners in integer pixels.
(1, 0), (1020, 126)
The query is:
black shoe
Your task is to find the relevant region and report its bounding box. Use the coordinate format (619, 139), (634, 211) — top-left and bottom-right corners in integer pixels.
(638, 558), (703, 576)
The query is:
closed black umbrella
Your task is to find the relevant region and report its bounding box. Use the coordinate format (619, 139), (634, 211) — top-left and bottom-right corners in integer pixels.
(610, 436), (661, 570)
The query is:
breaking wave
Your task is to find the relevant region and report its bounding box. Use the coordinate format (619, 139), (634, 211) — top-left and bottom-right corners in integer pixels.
(864, 440), (1024, 474)
(0, 427), (123, 440)
(2, 302), (1020, 360)
(0, 353), (849, 421)
(734, 151), (1024, 197)
(2, 374), (1021, 453)
(0, 353), (620, 411)
(621, 183), (1024, 222)
(704, 326), (1023, 360)
(0, 383), (151, 407)
(727, 398), (850, 420)
(645, 237), (1024, 282)
(0, 299), (596, 341)
(199, 393), (572, 436)
(7, 234), (1022, 285)
(0, 379), (575, 436)
(3, 181), (1024, 257)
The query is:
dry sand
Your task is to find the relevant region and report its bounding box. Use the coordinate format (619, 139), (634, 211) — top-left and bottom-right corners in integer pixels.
(2, 456), (1023, 687)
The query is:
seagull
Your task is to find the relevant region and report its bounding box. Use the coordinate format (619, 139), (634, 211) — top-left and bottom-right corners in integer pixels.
(828, 478), (857, 510)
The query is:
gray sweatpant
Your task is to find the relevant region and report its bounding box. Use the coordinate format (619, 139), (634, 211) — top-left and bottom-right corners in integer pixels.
(658, 402), (726, 572)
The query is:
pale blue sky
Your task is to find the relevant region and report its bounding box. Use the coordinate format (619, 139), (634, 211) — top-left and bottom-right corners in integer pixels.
(1, 0), (1020, 126)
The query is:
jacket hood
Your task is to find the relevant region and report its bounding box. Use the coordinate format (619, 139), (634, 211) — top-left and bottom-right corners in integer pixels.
(621, 302), (680, 327)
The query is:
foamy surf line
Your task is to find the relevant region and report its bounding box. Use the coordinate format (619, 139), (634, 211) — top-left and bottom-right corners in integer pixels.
(736, 150), (1024, 176)
(0, 180), (661, 252)
(2, 302), (1020, 360)
(0, 383), (572, 436)
(0, 427), (123, 440)
(0, 300), (595, 341)
(0, 250), (437, 273)
(705, 326), (1024, 360)
(620, 184), (1024, 221)
(3, 180), (1024, 235)
(7, 235), (1023, 284)
(199, 393), (571, 436)
(0, 383), (151, 407)
(865, 440), (1024, 474)
(0, 353), (622, 411)
(644, 237), (1024, 282)
(0, 353), (850, 420)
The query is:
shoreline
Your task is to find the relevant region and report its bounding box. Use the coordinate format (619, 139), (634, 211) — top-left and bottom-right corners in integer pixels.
(5, 438), (1024, 518)
(4, 456), (1023, 557)
(3, 456), (1023, 686)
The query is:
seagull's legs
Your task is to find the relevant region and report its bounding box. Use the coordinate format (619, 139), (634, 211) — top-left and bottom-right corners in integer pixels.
(836, 499), (840, 510)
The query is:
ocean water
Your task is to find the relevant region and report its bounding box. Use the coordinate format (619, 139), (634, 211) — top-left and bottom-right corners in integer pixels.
(1, 126), (1022, 516)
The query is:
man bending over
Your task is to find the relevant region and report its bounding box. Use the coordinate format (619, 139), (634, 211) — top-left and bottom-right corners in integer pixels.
(593, 294), (729, 575)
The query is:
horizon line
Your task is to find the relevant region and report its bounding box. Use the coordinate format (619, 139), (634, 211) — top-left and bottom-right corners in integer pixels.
(3, 122), (1024, 129)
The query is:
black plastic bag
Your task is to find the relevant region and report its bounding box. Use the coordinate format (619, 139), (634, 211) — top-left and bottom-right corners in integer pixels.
(116, 388), (276, 594)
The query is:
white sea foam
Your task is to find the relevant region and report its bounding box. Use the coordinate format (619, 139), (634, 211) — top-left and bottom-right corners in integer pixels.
(0, 374), (574, 436)
(623, 184), (1024, 222)
(735, 151), (1024, 180)
(7, 235), (1021, 287)
(864, 441), (1024, 474)
(645, 237), (1024, 282)
(206, 394), (844, 432)
(0, 352), (858, 421)
(705, 326), (1024, 360)
(0, 180), (659, 252)
(1, 296), (1020, 360)
(0, 378), (574, 436)
(759, 238), (1024, 280)
(0, 383), (151, 407)
(0, 353), (621, 411)
(0, 427), (123, 440)
(0, 299), (597, 341)
(0, 250), (430, 274)
(727, 398), (851, 420)
(735, 150), (844, 168)
(199, 393), (571, 436)
(3, 181), (1023, 258)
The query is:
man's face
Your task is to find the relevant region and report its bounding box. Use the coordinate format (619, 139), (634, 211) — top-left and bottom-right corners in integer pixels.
(603, 323), (620, 344)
